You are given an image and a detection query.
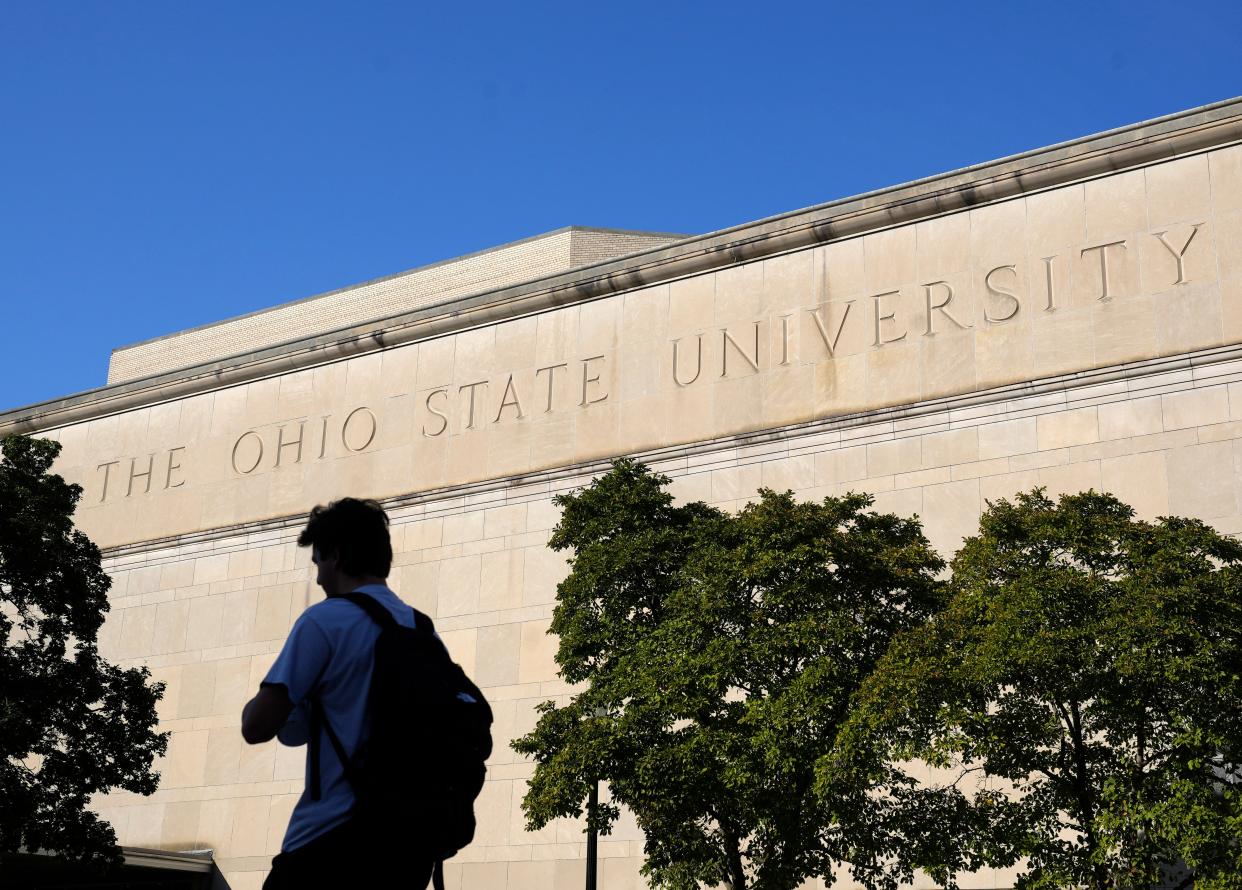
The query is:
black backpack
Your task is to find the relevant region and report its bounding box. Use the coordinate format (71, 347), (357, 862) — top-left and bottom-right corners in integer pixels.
(309, 592), (493, 889)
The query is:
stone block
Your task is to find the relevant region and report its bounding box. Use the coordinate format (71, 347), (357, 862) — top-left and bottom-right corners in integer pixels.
(1166, 441), (1238, 519)
(152, 599), (191, 655)
(969, 199), (1026, 274)
(1084, 168), (1147, 243)
(522, 544), (570, 606)
(864, 225), (916, 293)
(438, 555), (482, 618)
(518, 619), (559, 686)
(1097, 395), (1163, 440)
(1146, 153), (1212, 229)
(1036, 406), (1099, 450)
(161, 728), (209, 789)
(916, 210), (970, 280)
(161, 799), (202, 849)
(475, 623), (522, 688)
(229, 795), (272, 858)
(1161, 385), (1230, 431)
(820, 237), (865, 299)
(1100, 451), (1170, 519)
(1025, 182), (1085, 255)
(1036, 460), (1102, 499)
(185, 593), (226, 652)
(977, 418), (1037, 460)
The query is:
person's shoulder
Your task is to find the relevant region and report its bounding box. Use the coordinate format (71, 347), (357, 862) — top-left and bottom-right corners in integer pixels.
(300, 596), (369, 631)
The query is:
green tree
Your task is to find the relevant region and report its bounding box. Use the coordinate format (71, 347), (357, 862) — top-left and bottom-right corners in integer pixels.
(823, 489), (1242, 890)
(0, 435), (167, 865)
(512, 459), (945, 890)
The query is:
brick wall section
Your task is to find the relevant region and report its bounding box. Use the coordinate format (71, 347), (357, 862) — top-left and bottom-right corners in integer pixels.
(107, 228), (684, 384)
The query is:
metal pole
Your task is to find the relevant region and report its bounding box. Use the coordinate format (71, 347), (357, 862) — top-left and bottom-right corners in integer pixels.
(586, 778), (599, 890)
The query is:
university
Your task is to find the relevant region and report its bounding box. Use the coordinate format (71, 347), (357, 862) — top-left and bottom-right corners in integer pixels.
(3, 97), (1242, 888)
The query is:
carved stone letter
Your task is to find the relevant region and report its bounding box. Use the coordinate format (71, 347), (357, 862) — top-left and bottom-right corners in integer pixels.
(580, 356), (608, 406)
(127, 454), (154, 497)
(1080, 240), (1127, 301)
(165, 447), (186, 489)
(231, 431), (264, 475)
(276, 421), (305, 467)
(423, 390), (449, 437)
(871, 292), (906, 347)
(779, 314), (793, 366)
(984, 266), (1021, 323)
(672, 336), (703, 386)
(494, 374), (525, 422)
(720, 323), (760, 377)
(341, 407), (377, 452)
(535, 363), (567, 413)
(1042, 255), (1059, 312)
(923, 282), (971, 335)
(458, 382), (488, 430)
(807, 302), (853, 358)
(1153, 225), (1201, 285)
(96, 460), (119, 502)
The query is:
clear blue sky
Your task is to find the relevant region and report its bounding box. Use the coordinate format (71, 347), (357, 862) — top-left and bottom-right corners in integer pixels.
(2, 1), (1239, 411)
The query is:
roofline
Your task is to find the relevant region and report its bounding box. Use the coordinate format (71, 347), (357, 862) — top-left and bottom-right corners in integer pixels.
(111, 225), (691, 353)
(4, 95), (1241, 433)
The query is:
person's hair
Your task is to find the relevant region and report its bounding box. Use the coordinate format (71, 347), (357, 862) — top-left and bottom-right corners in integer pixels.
(296, 497), (392, 578)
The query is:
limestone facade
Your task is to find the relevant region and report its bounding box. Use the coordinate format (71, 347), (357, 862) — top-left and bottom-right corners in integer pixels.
(4, 97), (1242, 889)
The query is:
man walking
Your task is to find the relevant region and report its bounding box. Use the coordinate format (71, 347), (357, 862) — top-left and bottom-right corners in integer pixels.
(240, 498), (434, 888)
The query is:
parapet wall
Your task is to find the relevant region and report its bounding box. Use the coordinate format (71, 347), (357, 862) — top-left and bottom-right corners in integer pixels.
(107, 228), (685, 384)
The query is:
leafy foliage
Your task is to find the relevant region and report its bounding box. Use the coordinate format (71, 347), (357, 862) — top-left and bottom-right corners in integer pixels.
(512, 459), (945, 890)
(823, 489), (1242, 890)
(0, 435), (167, 865)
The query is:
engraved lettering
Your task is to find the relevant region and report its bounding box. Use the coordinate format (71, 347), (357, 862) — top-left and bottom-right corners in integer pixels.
(1042, 255), (1058, 312)
(871, 291), (906, 346)
(779, 314), (793, 366)
(1153, 225), (1201, 285)
(127, 454), (154, 497)
(720, 323), (761, 377)
(807, 302), (853, 358)
(276, 421), (305, 467)
(341, 407), (377, 451)
(535, 363), (567, 413)
(423, 389), (449, 437)
(318, 415), (329, 458)
(580, 356), (608, 406)
(231, 431), (264, 475)
(96, 460), (119, 502)
(1080, 240), (1127, 302)
(494, 374), (525, 422)
(458, 381), (488, 430)
(672, 336), (704, 386)
(984, 266), (1021, 323)
(165, 447), (186, 489)
(923, 281), (971, 335)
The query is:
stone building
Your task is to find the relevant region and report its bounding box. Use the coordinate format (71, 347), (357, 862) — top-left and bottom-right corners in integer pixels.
(3, 97), (1242, 889)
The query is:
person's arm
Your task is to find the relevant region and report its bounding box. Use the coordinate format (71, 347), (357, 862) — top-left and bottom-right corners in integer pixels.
(241, 684), (295, 744)
(243, 612), (331, 745)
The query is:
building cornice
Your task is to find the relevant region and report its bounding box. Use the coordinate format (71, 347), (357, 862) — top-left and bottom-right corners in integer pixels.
(4, 96), (1241, 435)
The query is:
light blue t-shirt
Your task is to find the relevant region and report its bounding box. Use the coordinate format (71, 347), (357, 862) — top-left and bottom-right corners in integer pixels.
(262, 583), (418, 852)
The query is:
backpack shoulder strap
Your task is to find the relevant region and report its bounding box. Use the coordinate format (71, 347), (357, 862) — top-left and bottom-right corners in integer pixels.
(337, 591), (399, 629)
(412, 608), (436, 635)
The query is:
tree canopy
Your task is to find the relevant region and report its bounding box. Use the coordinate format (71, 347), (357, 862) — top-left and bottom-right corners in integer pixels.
(0, 435), (167, 865)
(823, 489), (1242, 890)
(512, 459), (945, 890)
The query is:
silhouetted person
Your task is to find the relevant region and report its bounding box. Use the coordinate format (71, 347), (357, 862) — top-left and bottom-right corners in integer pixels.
(242, 498), (433, 889)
